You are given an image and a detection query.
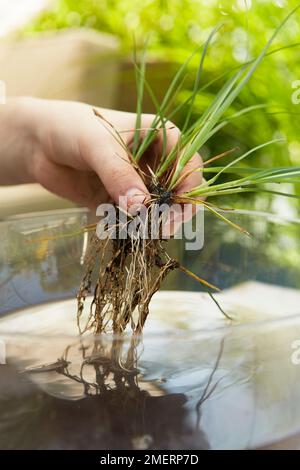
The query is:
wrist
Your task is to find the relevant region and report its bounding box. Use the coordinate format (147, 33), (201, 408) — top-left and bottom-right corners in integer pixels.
(3, 97), (42, 185)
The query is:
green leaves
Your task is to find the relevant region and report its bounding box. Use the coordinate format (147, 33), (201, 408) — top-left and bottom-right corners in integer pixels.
(186, 165), (300, 200)
(132, 42), (147, 157)
(105, 6), (300, 214)
(144, 5), (299, 198)
(122, 5), (300, 218)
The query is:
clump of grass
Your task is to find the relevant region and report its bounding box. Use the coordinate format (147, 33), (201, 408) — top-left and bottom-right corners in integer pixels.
(77, 6), (300, 336)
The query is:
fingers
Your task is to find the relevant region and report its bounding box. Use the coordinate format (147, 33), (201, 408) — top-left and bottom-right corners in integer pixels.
(80, 125), (149, 214)
(144, 122), (203, 235)
(154, 121), (203, 226)
(151, 119), (203, 195)
(173, 152), (204, 226)
(31, 152), (107, 208)
(175, 152), (203, 195)
(144, 119), (181, 172)
(80, 112), (202, 217)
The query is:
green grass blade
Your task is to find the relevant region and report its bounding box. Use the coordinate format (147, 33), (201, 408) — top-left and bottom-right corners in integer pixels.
(205, 138), (284, 187)
(198, 187), (300, 200)
(156, 69), (245, 177)
(134, 46), (204, 162)
(132, 43), (147, 158)
(187, 166), (300, 198)
(168, 5), (300, 185)
(202, 202), (251, 235)
(182, 24), (222, 133)
(199, 42), (300, 94)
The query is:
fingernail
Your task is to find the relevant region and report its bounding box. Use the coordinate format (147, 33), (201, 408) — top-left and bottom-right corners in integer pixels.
(124, 188), (147, 215)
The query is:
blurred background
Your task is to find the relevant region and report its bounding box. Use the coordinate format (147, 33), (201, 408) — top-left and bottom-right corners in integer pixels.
(0, 0), (300, 217)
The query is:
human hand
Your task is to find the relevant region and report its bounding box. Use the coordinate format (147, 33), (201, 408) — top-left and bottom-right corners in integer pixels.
(0, 97), (202, 216)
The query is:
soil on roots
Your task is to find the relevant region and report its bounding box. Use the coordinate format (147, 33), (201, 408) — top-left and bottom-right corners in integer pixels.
(77, 188), (179, 335)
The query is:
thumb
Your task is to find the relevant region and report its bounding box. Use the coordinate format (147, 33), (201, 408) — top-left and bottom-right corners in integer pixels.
(86, 138), (149, 214)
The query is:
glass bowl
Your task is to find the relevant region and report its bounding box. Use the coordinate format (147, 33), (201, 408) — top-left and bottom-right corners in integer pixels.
(0, 208), (300, 450)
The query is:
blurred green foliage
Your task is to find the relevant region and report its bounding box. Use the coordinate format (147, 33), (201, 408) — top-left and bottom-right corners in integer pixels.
(24, 0), (300, 213)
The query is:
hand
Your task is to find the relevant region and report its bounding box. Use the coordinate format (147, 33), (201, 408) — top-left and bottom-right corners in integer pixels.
(0, 97), (202, 213)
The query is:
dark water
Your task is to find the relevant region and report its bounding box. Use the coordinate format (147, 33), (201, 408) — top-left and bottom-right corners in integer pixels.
(0, 349), (209, 450)
(2, 293), (300, 450)
(0, 364), (209, 450)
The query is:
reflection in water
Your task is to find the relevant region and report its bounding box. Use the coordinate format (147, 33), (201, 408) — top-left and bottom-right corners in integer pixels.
(1, 210), (300, 449)
(0, 211), (89, 313)
(2, 289), (300, 449)
(0, 334), (212, 450)
(196, 338), (224, 431)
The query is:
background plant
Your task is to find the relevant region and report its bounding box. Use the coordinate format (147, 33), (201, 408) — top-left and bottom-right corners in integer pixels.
(23, 0), (300, 214)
